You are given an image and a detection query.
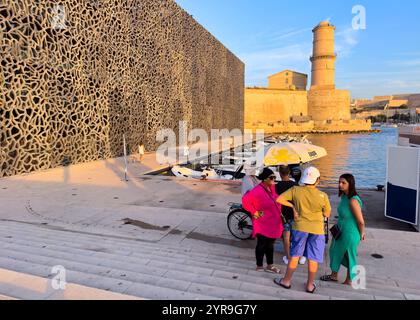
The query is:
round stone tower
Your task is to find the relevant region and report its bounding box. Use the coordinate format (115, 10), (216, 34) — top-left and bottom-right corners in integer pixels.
(310, 21), (336, 90)
(308, 21), (351, 122)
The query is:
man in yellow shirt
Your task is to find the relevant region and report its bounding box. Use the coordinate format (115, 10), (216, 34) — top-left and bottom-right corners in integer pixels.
(274, 167), (331, 294)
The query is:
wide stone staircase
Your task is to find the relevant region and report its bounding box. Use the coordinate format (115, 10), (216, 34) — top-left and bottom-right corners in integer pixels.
(0, 220), (419, 300)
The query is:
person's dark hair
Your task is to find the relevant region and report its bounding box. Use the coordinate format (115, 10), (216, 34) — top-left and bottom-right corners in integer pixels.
(339, 174), (358, 199)
(291, 167), (302, 182)
(279, 165), (290, 177)
(257, 168), (275, 181)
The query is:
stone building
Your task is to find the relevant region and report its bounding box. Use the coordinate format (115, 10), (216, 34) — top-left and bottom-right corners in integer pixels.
(268, 70), (308, 91)
(0, 0), (244, 178)
(245, 21), (371, 134)
(353, 94), (420, 121)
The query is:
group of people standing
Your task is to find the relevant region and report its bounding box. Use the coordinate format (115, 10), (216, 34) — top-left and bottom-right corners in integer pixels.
(241, 165), (366, 294)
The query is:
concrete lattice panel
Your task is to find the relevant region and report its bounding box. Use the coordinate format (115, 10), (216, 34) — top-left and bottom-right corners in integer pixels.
(0, 0), (244, 178)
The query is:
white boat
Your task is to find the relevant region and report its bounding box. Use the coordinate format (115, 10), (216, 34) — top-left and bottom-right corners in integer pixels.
(222, 155), (256, 165)
(171, 165), (234, 180)
(172, 137), (319, 182)
(381, 124), (398, 128)
(212, 164), (241, 173)
(171, 166), (204, 179)
(399, 125), (420, 147)
(271, 135), (312, 144)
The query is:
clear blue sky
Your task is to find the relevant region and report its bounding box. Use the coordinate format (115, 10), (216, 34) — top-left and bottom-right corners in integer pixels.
(176, 0), (420, 99)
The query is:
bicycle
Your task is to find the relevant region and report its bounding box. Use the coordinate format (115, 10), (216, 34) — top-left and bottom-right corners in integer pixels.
(227, 202), (253, 240)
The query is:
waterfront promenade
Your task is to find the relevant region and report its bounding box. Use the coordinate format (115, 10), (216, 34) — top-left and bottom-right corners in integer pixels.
(0, 151), (419, 300)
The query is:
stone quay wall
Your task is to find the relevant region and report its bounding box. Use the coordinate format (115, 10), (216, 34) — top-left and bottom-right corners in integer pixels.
(0, 0), (245, 178)
(246, 121), (315, 134)
(313, 119), (372, 132)
(245, 120), (372, 135)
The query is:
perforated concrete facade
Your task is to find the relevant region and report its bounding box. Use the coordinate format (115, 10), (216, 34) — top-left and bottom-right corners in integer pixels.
(0, 0), (244, 178)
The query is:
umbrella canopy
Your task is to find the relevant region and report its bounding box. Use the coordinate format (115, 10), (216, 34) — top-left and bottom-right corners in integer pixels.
(264, 142), (327, 166)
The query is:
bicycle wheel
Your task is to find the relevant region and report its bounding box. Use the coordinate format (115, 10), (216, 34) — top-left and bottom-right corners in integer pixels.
(227, 209), (253, 240)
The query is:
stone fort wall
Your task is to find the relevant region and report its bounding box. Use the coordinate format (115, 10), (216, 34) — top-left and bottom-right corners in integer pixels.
(245, 88), (371, 133)
(308, 89), (351, 121)
(245, 88), (308, 129)
(0, 0), (244, 178)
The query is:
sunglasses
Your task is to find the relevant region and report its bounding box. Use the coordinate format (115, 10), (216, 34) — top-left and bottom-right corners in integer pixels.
(268, 176), (276, 181)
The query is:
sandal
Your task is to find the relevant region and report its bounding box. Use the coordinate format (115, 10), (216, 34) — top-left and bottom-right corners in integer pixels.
(256, 267), (265, 272)
(320, 275), (338, 282)
(274, 277), (291, 289)
(265, 265), (282, 274)
(306, 283), (317, 294)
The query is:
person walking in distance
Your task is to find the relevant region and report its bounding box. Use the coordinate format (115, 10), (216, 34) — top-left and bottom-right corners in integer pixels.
(138, 143), (145, 163)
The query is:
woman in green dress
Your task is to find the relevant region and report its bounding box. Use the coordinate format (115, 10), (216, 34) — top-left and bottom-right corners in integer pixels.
(321, 174), (366, 286)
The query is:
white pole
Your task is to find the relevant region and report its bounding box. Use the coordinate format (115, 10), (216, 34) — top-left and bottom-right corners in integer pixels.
(184, 145), (190, 164)
(123, 134), (128, 181)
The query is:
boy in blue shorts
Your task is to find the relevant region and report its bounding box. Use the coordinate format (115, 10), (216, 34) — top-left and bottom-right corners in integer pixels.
(275, 167), (331, 294)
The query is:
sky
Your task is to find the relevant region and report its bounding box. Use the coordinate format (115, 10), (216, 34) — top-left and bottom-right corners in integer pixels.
(175, 0), (420, 99)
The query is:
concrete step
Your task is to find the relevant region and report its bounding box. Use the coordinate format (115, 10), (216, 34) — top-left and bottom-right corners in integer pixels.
(0, 223), (317, 280)
(0, 240), (399, 301)
(0, 224), (413, 296)
(0, 222), (257, 262)
(0, 224), (333, 300)
(214, 268), (410, 300)
(0, 268), (142, 300)
(0, 226), (252, 267)
(0, 239), (325, 300)
(0, 224), (351, 291)
(0, 221), (417, 300)
(0, 221), (407, 287)
(0, 257), (219, 300)
(0, 294), (18, 300)
(0, 230), (311, 281)
(0, 222), (411, 289)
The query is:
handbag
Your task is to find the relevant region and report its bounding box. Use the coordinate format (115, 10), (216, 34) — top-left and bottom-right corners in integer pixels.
(330, 224), (342, 240)
(259, 184), (287, 225)
(324, 218), (329, 244)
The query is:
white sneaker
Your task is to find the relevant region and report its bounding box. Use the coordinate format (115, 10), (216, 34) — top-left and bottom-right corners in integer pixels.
(282, 256), (289, 265)
(299, 256), (307, 265)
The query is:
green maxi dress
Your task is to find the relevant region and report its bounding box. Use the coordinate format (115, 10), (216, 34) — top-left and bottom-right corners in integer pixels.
(329, 195), (363, 281)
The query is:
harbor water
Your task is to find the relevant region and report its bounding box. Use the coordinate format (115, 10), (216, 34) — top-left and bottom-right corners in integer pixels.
(305, 128), (398, 189)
